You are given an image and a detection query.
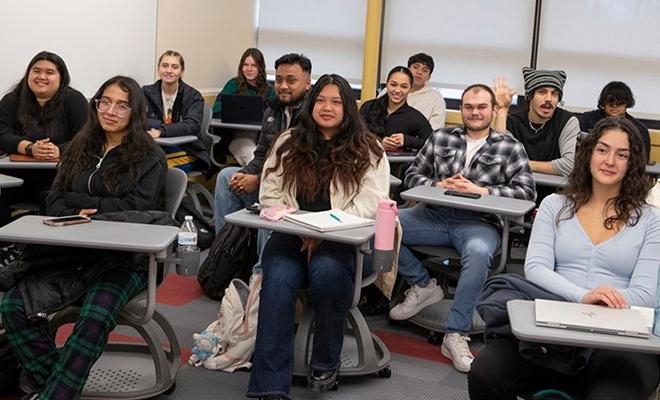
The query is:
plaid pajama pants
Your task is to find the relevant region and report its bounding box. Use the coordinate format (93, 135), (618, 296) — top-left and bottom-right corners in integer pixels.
(0, 268), (147, 400)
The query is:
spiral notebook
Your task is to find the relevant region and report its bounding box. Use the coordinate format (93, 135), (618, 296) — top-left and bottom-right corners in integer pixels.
(283, 210), (374, 232)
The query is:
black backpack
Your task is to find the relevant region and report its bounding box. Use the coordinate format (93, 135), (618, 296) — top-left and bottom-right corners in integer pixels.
(197, 223), (257, 300)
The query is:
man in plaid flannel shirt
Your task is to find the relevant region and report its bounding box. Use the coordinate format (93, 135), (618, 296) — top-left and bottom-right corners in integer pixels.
(389, 84), (536, 373)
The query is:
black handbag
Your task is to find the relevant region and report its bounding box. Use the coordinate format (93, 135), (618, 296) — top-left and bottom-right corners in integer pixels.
(197, 223), (257, 300)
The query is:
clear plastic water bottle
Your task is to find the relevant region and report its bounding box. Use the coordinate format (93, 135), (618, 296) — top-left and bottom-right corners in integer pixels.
(178, 215), (198, 253)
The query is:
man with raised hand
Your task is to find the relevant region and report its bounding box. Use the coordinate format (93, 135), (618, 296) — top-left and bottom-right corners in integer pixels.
(494, 67), (579, 177)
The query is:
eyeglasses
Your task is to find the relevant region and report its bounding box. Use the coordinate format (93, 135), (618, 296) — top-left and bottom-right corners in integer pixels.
(95, 98), (131, 117)
(606, 101), (626, 108)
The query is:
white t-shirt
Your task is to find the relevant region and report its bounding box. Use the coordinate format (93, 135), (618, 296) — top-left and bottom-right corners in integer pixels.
(463, 136), (487, 173)
(161, 89), (178, 124)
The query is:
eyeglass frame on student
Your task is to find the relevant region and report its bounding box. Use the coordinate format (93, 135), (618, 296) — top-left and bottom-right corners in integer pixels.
(94, 98), (131, 117)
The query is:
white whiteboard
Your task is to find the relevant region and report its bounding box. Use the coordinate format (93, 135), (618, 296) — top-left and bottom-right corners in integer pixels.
(0, 0), (157, 98)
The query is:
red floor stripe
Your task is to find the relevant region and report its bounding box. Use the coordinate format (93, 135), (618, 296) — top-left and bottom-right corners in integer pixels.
(374, 330), (452, 365)
(156, 274), (206, 306)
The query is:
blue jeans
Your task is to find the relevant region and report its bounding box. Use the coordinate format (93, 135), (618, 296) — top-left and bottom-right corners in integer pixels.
(247, 233), (356, 399)
(213, 166), (258, 233)
(397, 204), (501, 334)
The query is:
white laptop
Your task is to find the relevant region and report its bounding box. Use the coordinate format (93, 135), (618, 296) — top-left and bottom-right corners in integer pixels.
(534, 299), (651, 338)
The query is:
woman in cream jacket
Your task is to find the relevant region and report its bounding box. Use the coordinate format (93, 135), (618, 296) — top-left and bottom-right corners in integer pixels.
(247, 74), (389, 400)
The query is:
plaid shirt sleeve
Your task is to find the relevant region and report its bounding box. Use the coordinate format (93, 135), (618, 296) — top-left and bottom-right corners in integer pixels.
(403, 131), (439, 188)
(486, 140), (537, 201)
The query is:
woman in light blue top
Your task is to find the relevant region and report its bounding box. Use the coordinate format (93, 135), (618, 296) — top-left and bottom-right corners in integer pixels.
(469, 117), (660, 400)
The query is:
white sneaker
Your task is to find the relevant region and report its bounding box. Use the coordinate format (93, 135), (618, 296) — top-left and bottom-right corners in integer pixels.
(441, 332), (474, 373)
(389, 278), (444, 320)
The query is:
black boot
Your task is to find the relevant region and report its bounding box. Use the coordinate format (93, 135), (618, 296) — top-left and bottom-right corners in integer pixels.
(307, 368), (339, 392)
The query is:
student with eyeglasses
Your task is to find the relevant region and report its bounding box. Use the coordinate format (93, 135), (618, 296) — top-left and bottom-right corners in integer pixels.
(0, 76), (168, 400)
(143, 50), (211, 175)
(0, 51), (87, 226)
(577, 81), (651, 159)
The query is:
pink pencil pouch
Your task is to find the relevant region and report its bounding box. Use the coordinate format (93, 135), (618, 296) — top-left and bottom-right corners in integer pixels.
(260, 204), (296, 221)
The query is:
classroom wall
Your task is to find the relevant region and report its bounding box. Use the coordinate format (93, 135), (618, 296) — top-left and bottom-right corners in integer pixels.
(1, 0), (157, 98)
(156, 0), (257, 97)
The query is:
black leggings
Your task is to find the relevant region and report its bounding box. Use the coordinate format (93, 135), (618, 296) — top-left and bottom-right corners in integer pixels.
(468, 338), (659, 400)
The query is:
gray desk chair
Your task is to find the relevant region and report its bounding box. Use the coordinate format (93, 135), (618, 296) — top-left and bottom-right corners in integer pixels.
(398, 188), (533, 339)
(183, 104), (216, 227)
(205, 106), (226, 168)
(49, 167), (188, 399)
(404, 237), (511, 338)
(292, 245), (392, 379)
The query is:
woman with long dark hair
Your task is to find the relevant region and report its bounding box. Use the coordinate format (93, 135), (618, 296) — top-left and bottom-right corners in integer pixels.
(359, 66), (432, 152)
(0, 51), (87, 224)
(247, 74), (389, 400)
(212, 48), (276, 166)
(469, 117), (660, 400)
(0, 76), (167, 400)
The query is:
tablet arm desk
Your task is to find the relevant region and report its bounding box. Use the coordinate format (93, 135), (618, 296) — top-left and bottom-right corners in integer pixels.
(401, 185), (535, 274)
(0, 216), (183, 399)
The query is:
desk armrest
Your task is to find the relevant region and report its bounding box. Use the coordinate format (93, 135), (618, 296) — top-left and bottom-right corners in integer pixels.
(401, 185), (535, 217)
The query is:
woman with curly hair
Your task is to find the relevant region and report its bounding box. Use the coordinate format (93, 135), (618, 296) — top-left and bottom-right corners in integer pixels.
(469, 117), (660, 400)
(212, 48), (276, 166)
(247, 74), (389, 400)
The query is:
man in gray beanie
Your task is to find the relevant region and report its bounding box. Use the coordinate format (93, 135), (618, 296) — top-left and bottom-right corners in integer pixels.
(494, 67), (579, 177)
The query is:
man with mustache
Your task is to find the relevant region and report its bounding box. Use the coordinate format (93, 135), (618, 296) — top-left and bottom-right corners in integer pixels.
(213, 53), (311, 233)
(389, 84), (536, 373)
(494, 68), (579, 177)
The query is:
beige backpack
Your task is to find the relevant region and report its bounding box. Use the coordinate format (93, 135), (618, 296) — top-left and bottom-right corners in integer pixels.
(189, 273), (261, 372)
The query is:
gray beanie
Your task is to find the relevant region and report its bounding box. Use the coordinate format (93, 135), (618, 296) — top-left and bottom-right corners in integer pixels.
(522, 67), (567, 100)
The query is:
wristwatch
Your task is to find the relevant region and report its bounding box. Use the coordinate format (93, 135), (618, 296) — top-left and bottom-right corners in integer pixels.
(25, 143), (33, 156)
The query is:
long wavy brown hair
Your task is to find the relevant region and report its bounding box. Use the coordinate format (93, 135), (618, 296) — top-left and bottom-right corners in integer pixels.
(236, 48), (269, 99)
(264, 74), (383, 202)
(558, 116), (653, 229)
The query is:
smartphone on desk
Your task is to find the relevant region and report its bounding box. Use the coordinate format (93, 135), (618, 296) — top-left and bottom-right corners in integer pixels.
(444, 189), (481, 199)
(42, 215), (91, 226)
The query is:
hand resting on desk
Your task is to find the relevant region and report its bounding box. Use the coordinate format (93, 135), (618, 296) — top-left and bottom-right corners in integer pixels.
(582, 284), (628, 309)
(436, 173), (489, 195)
